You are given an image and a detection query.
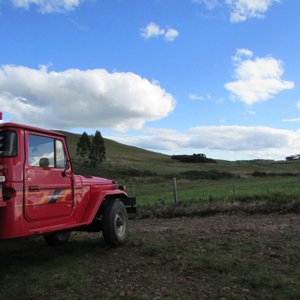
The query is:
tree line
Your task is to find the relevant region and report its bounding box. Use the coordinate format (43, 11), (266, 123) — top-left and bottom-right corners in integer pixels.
(171, 153), (216, 163)
(76, 130), (105, 167)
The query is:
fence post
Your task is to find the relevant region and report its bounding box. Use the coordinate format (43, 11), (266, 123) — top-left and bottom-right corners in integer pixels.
(232, 175), (236, 201)
(173, 177), (178, 204)
(132, 183), (135, 197)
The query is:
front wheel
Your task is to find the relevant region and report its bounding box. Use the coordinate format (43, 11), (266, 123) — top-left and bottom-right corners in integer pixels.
(44, 230), (71, 246)
(102, 199), (128, 247)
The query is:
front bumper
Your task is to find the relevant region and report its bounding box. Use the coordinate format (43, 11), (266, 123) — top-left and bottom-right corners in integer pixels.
(123, 197), (136, 214)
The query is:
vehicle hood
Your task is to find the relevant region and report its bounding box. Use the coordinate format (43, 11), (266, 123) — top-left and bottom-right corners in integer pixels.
(76, 175), (115, 186)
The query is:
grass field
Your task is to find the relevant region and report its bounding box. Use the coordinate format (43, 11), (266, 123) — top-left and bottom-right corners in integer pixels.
(131, 176), (300, 205)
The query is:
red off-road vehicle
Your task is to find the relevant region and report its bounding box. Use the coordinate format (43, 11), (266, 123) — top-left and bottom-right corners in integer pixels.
(0, 118), (135, 247)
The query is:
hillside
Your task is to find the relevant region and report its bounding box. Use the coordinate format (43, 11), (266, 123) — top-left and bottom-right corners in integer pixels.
(60, 131), (170, 177)
(60, 130), (300, 179)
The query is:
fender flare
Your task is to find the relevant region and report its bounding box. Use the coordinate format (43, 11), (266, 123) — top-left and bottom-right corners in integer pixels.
(87, 190), (128, 225)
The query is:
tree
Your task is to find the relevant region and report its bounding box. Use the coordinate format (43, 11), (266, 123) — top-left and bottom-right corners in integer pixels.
(76, 132), (91, 159)
(89, 130), (106, 166)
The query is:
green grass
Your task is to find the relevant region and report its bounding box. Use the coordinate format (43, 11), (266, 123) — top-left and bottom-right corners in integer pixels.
(130, 176), (300, 205)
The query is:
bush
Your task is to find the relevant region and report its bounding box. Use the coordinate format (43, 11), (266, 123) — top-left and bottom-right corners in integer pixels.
(172, 154), (216, 163)
(252, 171), (298, 177)
(179, 170), (237, 180)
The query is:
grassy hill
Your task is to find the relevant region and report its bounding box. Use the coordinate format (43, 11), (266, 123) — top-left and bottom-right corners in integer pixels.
(61, 131), (170, 177)
(60, 131), (300, 206)
(62, 130), (300, 177)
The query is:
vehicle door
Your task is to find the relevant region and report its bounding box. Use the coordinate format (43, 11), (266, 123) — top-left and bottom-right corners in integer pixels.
(24, 132), (73, 221)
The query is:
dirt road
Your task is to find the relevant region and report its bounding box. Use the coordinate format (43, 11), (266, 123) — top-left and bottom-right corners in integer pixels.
(131, 213), (300, 234)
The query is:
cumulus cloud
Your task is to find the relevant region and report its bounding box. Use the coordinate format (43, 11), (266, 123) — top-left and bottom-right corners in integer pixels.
(225, 49), (294, 105)
(164, 28), (179, 42)
(0, 65), (175, 131)
(141, 22), (179, 42)
(11, 0), (82, 13)
(109, 125), (300, 160)
(140, 23), (164, 39)
(225, 0), (280, 23)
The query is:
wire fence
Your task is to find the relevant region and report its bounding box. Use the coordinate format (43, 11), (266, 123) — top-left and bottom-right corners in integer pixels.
(130, 175), (300, 205)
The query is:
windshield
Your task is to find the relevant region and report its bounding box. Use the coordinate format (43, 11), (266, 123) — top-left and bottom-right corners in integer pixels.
(0, 130), (18, 157)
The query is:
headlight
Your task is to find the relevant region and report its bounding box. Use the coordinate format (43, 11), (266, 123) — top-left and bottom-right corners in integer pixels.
(117, 185), (126, 191)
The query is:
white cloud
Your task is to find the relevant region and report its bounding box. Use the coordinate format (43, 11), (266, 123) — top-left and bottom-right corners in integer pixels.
(188, 93), (205, 101)
(141, 22), (179, 42)
(225, 49), (294, 105)
(164, 28), (179, 41)
(282, 118), (300, 123)
(232, 48), (253, 62)
(192, 0), (219, 10)
(225, 0), (280, 22)
(194, 0), (279, 23)
(11, 0), (82, 13)
(0, 65), (175, 131)
(140, 22), (165, 39)
(109, 125), (300, 160)
(189, 93), (224, 104)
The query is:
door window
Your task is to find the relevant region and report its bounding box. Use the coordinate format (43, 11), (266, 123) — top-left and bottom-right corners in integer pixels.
(28, 135), (66, 168)
(56, 140), (66, 169)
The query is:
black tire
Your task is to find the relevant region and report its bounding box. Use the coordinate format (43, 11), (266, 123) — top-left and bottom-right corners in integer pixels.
(44, 230), (71, 246)
(102, 199), (128, 247)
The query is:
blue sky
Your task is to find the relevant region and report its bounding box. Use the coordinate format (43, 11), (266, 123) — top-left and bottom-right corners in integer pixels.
(1, 0), (300, 160)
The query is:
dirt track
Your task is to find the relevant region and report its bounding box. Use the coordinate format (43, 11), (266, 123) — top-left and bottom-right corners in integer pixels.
(130, 213), (300, 234)
(0, 213), (299, 299)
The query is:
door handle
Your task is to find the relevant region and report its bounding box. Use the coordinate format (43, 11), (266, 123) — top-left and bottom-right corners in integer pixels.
(29, 186), (40, 191)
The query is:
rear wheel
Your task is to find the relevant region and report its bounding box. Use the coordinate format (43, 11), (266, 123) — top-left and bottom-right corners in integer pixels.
(44, 230), (71, 246)
(102, 199), (128, 247)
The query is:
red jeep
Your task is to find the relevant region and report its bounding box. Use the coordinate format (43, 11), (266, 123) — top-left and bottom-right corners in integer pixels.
(0, 120), (135, 247)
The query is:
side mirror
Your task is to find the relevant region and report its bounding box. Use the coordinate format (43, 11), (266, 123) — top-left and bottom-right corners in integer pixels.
(62, 160), (71, 177)
(39, 157), (50, 168)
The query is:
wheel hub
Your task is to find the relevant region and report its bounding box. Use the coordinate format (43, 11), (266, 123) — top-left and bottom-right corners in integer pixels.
(115, 211), (126, 237)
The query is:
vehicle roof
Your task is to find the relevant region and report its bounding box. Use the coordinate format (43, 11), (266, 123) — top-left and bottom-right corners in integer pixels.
(0, 122), (65, 138)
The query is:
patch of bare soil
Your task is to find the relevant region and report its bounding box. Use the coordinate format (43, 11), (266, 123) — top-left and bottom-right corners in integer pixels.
(1, 213), (299, 299)
(122, 213), (300, 299)
(130, 213), (300, 234)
